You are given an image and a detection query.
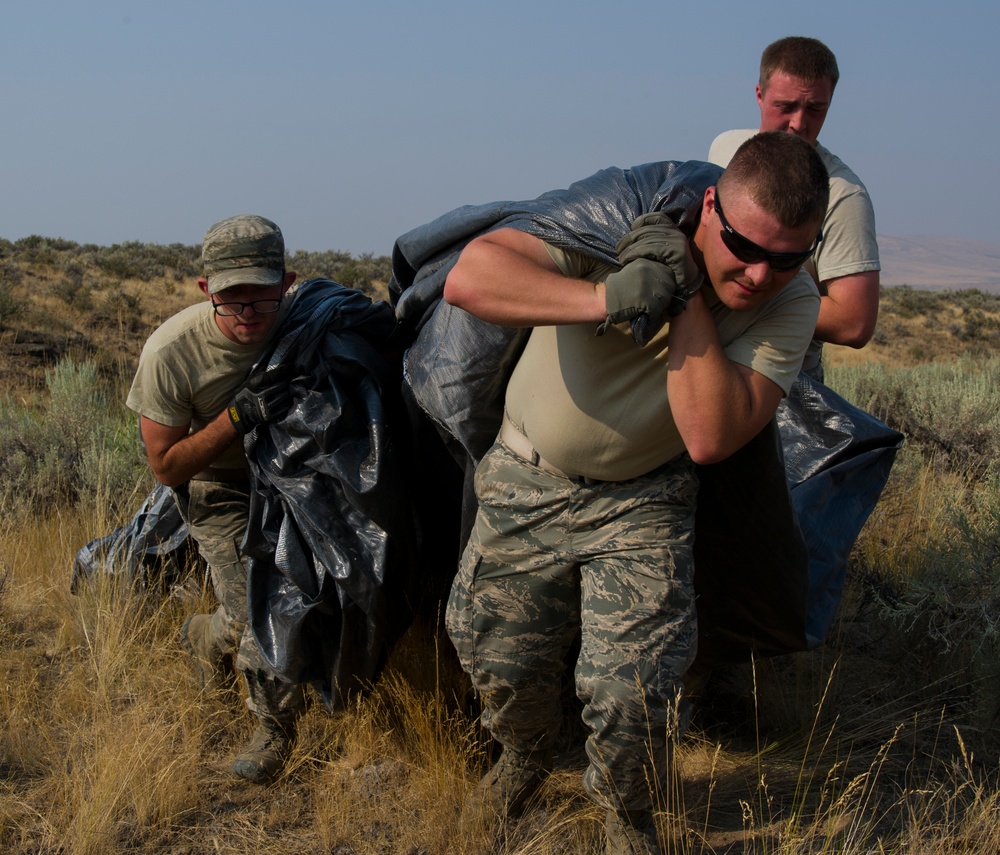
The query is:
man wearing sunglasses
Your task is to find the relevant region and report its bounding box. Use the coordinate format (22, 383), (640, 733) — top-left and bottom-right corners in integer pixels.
(709, 35), (880, 381)
(442, 132), (828, 855)
(127, 214), (305, 784)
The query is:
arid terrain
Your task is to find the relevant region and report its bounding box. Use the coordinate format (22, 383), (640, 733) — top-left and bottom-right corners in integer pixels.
(2, 237), (1000, 854)
(878, 234), (1000, 292)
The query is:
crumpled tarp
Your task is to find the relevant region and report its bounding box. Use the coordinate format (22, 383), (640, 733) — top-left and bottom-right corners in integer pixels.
(389, 159), (902, 663)
(72, 482), (198, 594)
(239, 278), (420, 705)
(392, 159), (718, 462)
(781, 372), (904, 646)
(72, 279), (428, 709)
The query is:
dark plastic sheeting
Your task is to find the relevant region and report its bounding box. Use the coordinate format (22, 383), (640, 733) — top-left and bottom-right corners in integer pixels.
(388, 160), (903, 664)
(74, 163), (903, 690)
(692, 374), (903, 670)
(238, 279), (420, 705)
(72, 482), (197, 594)
(74, 279), (430, 709)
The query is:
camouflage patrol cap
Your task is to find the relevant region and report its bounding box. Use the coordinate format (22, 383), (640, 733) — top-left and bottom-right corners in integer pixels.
(202, 214), (285, 294)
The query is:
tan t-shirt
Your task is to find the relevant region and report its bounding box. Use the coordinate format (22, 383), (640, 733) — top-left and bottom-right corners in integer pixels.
(127, 301), (284, 472)
(503, 244), (820, 481)
(709, 130), (880, 366)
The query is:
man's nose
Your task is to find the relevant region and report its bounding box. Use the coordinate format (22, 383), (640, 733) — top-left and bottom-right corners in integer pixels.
(787, 109), (807, 134)
(745, 260), (773, 288)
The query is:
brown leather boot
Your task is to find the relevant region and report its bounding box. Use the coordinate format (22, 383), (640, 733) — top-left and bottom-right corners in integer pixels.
(465, 745), (550, 824)
(605, 809), (661, 855)
(230, 717), (295, 785)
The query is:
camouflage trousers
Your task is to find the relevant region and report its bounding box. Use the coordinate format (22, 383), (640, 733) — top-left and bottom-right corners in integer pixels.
(174, 479), (304, 721)
(446, 441), (698, 812)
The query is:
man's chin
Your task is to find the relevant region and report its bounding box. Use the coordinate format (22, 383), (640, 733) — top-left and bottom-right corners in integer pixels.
(717, 282), (766, 310)
(234, 325), (267, 343)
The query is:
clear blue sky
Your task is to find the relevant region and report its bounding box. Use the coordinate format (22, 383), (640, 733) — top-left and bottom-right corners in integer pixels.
(3, 1), (997, 255)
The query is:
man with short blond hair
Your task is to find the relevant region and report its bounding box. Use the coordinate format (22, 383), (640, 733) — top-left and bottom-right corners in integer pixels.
(709, 35), (880, 380)
(444, 132), (828, 855)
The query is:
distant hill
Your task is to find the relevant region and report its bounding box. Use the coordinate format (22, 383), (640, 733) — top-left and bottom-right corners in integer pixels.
(878, 235), (1000, 292)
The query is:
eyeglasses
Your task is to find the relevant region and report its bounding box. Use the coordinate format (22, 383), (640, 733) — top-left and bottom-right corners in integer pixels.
(211, 298), (282, 317)
(714, 192), (822, 272)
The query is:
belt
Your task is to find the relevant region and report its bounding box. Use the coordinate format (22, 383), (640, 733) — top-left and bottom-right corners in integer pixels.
(190, 469), (251, 485)
(499, 414), (600, 484)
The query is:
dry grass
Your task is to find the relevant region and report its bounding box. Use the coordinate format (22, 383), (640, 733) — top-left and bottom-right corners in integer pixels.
(2, 491), (999, 854)
(3, 251), (1000, 852)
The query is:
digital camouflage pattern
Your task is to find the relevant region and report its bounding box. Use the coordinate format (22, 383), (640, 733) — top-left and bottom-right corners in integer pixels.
(201, 213), (286, 294)
(446, 441), (698, 812)
(175, 480), (303, 719)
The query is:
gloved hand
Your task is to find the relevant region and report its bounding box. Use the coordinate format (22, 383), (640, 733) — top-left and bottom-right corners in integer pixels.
(601, 258), (679, 347)
(600, 213), (704, 346)
(227, 365), (293, 435)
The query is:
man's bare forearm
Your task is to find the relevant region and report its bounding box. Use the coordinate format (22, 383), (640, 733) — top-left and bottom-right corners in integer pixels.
(444, 229), (607, 326)
(142, 410), (240, 487)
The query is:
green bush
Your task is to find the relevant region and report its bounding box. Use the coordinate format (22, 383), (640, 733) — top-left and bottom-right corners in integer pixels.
(872, 478), (1000, 744)
(0, 359), (147, 520)
(80, 241), (200, 283)
(0, 262), (26, 329)
(828, 356), (1000, 477)
(48, 275), (93, 311)
(287, 249), (392, 297)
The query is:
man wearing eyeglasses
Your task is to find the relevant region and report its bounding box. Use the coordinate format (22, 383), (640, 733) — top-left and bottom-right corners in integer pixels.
(708, 36), (880, 381)
(127, 214), (304, 784)
(442, 132), (828, 855)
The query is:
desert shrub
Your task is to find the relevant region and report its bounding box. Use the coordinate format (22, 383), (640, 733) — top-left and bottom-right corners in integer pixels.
(13, 235), (64, 265)
(0, 276), (26, 330)
(102, 288), (145, 332)
(287, 249), (392, 297)
(95, 243), (162, 281)
(92, 241), (200, 283)
(1, 261), (24, 287)
(884, 285), (943, 319)
(954, 308), (1000, 344)
(0, 262), (26, 323)
(828, 355), (1000, 477)
(951, 288), (1000, 313)
(0, 358), (146, 518)
(49, 275), (93, 311)
(872, 318), (908, 347)
(871, 476), (1000, 745)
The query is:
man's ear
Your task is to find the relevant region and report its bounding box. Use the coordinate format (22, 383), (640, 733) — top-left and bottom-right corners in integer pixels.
(703, 185), (717, 219)
(755, 82), (765, 110)
(283, 271), (297, 292)
(690, 186), (716, 258)
(198, 277), (210, 296)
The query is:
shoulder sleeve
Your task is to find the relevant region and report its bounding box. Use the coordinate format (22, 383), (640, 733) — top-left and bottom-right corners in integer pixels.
(811, 176), (881, 284)
(126, 339), (193, 427)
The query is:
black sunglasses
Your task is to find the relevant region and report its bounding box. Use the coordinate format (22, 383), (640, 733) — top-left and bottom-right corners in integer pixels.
(714, 192), (822, 272)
